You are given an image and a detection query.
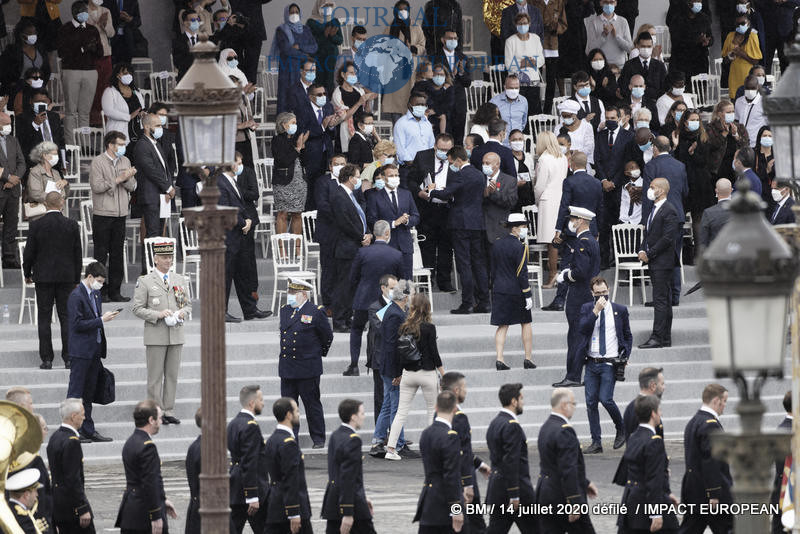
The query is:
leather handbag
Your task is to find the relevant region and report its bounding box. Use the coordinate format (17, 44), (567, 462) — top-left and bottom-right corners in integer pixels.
(23, 202), (46, 219)
(93, 364), (116, 405)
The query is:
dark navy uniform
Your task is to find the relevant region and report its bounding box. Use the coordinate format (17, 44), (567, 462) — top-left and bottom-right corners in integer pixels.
(485, 410), (537, 533)
(618, 426), (678, 533)
(564, 231), (600, 383)
(613, 397), (664, 487)
(413, 419), (463, 533)
(453, 409), (487, 534)
(9, 499), (50, 534)
(536, 414), (594, 533)
(228, 411), (268, 534)
(321, 425), (375, 534)
(115, 429), (169, 534)
(264, 426), (313, 534)
(184, 435), (200, 534)
(24, 455), (53, 533)
(279, 300), (334, 446)
(46, 426), (94, 534)
(679, 410), (732, 534)
(490, 234), (532, 327)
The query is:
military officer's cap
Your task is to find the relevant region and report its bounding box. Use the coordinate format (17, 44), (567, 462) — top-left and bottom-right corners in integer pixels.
(504, 213), (528, 227)
(8, 452), (36, 475)
(6, 468), (39, 492)
(152, 241), (175, 256)
(568, 206), (596, 221)
(288, 278), (313, 291)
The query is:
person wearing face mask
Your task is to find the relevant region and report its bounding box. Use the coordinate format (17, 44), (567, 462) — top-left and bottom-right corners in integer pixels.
(675, 110), (713, 245)
(285, 59), (317, 116)
(422, 0), (462, 56)
(57, 1), (103, 144)
(534, 131), (569, 294)
(734, 74), (767, 149)
(381, 1), (426, 124)
(619, 161), (643, 225)
(619, 74), (659, 128)
(530, 0), (567, 117)
(481, 151), (518, 260)
(394, 92), (436, 185)
(86, 0), (114, 127)
(413, 63), (453, 137)
(637, 178), (681, 349)
(706, 100), (749, 182)
(333, 62), (379, 153)
(571, 70), (605, 132)
(470, 118), (518, 177)
(769, 180), (796, 225)
(754, 126), (776, 204)
(618, 32), (667, 102)
(218, 47), (250, 87)
(26, 141), (69, 225)
(348, 111), (380, 169)
(500, 0), (545, 45)
(734, 64), (771, 100)
(10, 67), (44, 117)
(503, 14), (544, 117)
(171, 9), (203, 81)
(272, 111), (310, 240)
(660, 100), (687, 144)
(218, 0), (268, 82)
(722, 13), (762, 99)
(0, 110), (26, 269)
(101, 63), (144, 142)
(432, 29), (471, 145)
(508, 129), (535, 209)
(655, 70), (695, 126)
(0, 19), (51, 110)
(359, 139), (397, 188)
(491, 213), (536, 370)
(272, 4), (319, 115)
(667, 0), (713, 85)
(314, 155), (349, 317)
(732, 146), (762, 197)
(584, 0), (634, 69)
(335, 25), (368, 75)
(586, 50), (619, 110)
(489, 74), (531, 143)
(697, 177), (732, 249)
(554, 99), (595, 167)
(66, 261), (119, 442)
(306, 0), (343, 94)
(296, 83), (344, 197)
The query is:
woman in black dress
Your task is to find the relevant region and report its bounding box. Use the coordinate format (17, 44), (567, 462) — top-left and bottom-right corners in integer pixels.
(587, 48), (618, 108)
(753, 125), (775, 207)
(675, 109), (713, 240)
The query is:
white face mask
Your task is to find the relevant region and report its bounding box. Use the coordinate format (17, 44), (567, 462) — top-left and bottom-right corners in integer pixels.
(745, 89), (758, 100)
(387, 176), (400, 189)
(591, 60), (605, 71)
(510, 140), (525, 152)
(772, 188), (785, 202)
(120, 73), (133, 86)
(0, 125), (11, 136)
(398, 9), (409, 20)
(567, 221), (578, 233)
(331, 164), (344, 178)
(505, 88), (520, 100)
(518, 227), (528, 240)
(672, 87), (684, 96)
(756, 75), (766, 86)
(646, 188), (657, 201)
(362, 124), (373, 134)
(629, 169), (641, 179)
(638, 46), (653, 59)
(47, 154), (59, 166)
(288, 13), (300, 23)
(92, 0), (103, 5)
(90, 280), (103, 291)
(559, 145), (568, 154)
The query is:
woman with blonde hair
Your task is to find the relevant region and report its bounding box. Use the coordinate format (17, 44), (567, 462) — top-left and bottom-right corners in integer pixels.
(533, 130), (568, 288)
(385, 291), (444, 461)
(360, 139), (397, 186)
(25, 141), (68, 221)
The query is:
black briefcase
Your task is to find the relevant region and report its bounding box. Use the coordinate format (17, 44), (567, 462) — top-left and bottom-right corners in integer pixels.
(94, 364), (116, 405)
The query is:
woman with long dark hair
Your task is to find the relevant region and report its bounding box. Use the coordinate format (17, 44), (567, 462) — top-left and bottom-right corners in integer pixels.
(753, 125), (776, 207)
(586, 48), (618, 108)
(100, 62), (144, 141)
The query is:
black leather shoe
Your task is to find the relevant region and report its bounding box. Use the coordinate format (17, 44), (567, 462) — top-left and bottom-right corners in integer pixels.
(524, 359), (537, 369)
(582, 442), (603, 454)
(110, 295), (131, 302)
(342, 365), (360, 376)
(438, 284), (457, 294)
(39, 361), (52, 370)
(64, 360), (70, 369)
(398, 446), (421, 459)
(78, 435), (91, 444)
(613, 428), (626, 450)
(244, 309), (272, 320)
(333, 325), (349, 333)
(312, 442), (325, 449)
(225, 313), (242, 323)
(162, 415), (181, 425)
(450, 305), (472, 315)
(638, 338), (663, 349)
(81, 431), (112, 442)
(369, 443), (386, 458)
(541, 301), (564, 311)
(552, 379), (583, 387)
(473, 305), (491, 314)
(496, 360), (510, 371)
(644, 301), (654, 307)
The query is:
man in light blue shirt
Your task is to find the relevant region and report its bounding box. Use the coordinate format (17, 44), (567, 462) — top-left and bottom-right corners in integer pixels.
(393, 92), (435, 186)
(490, 74), (529, 146)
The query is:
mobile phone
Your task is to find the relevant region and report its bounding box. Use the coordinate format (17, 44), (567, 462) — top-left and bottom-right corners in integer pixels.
(114, 308), (123, 313)
(33, 102), (47, 114)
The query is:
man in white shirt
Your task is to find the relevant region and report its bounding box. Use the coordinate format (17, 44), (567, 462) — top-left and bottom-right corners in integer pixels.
(734, 75), (767, 148)
(584, 0), (633, 67)
(619, 161), (643, 224)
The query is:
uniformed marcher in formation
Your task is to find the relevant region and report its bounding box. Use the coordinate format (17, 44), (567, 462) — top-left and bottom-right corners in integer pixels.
(553, 207), (600, 388)
(265, 398), (313, 534)
(485, 383), (538, 534)
(441, 372), (489, 534)
(537, 388), (597, 533)
(228, 385), (268, 534)
(115, 400), (178, 534)
(7, 468), (50, 534)
(679, 384), (733, 534)
(279, 278), (334, 449)
(47, 398), (94, 534)
(617, 394), (679, 534)
(321, 399), (377, 534)
(491, 213), (536, 371)
(413, 390), (465, 534)
(184, 408), (201, 534)
(9, 451), (52, 533)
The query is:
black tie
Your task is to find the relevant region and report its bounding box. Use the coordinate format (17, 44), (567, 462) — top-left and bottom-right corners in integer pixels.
(608, 130), (614, 148)
(583, 101), (590, 115)
(599, 308), (606, 356)
(643, 60), (648, 72)
(391, 190), (398, 211)
(437, 160), (444, 174)
(190, 35), (196, 46)
(627, 191), (635, 216)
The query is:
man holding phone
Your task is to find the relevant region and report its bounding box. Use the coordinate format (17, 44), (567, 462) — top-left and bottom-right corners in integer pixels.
(16, 89), (67, 171)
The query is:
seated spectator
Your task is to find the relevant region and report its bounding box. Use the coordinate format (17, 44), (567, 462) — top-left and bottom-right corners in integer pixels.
(722, 12), (762, 99)
(619, 160), (643, 224)
(572, 70), (605, 131)
(660, 100), (688, 143)
(707, 100), (749, 182)
(469, 101), (500, 143)
(412, 63), (454, 136)
(587, 48), (619, 108)
(360, 140), (396, 185)
(87, 0), (114, 127)
(489, 74), (528, 144)
(273, 5), (318, 114)
(555, 99), (595, 166)
(734, 74), (766, 148)
(17, 89), (66, 170)
(656, 70), (694, 126)
(0, 20), (50, 105)
(504, 13), (544, 116)
(272, 111), (308, 236)
(12, 67), (46, 116)
(619, 31), (667, 101)
(584, 0), (633, 68)
(348, 111), (380, 169)
(669, 0), (713, 84)
(306, 0), (343, 94)
(25, 141), (68, 221)
(734, 64), (771, 100)
(335, 25), (368, 75)
(753, 125), (775, 206)
(101, 62), (144, 142)
(332, 62), (377, 154)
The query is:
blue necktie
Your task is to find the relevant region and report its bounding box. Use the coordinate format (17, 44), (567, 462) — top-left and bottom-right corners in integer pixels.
(598, 307), (606, 356)
(350, 193), (367, 233)
(317, 108), (323, 125)
(647, 208), (655, 230)
(88, 291), (101, 343)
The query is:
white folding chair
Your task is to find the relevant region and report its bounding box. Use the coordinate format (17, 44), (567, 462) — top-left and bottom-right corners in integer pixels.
(488, 64), (506, 96)
(251, 87), (265, 125)
(47, 75), (64, 111)
(179, 218), (200, 295)
(466, 81), (492, 124)
(269, 233), (318, 312)
(691, 74), (720, 110)
(651, 25), (671, 57)
(262, 70), (279, 120)
(301, 210), (320, 269)
(17, 241), (36, 324)
(254, 158), (274, 257)
(528, 114), (559, 141)
(73, 127), (104, 166)
(131, 57), (154, 89)
(16, 197), (29, 240)
(611, 224), (649, 305)
(139, 88), (153, 110)
(411, 229), (434, 307)
(149, 72), (177, 104)
(143, 237), (177, 273)
(772, 56), (781, 82)
(461, 15), (474, 51)
(79, 200), (93, 255)
(550, 96), (568, 116)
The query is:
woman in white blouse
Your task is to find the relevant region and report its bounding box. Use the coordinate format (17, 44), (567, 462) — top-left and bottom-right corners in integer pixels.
(101, 63), (144, 141)
(533, 131), (568, 287)
(504, 12), (544, 86)
(553, 99), (595, 166)
(332, 61), (376, 153)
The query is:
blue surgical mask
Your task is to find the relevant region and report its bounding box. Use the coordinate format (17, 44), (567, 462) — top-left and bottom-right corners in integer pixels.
(736, 23), (749, 34)
(602, 3), (615, 15)
(354, 39), (364, 49)
(638, 141), (652, 152)
(687, 120), (700, 132)
(449, 163), (460, 172)
(761, 136), (774, 147)
(346, 74), (358, 85)
(383, 156), (394, 165)
(152, 126), (163, 140)
(374, 179), (386, 190)
(305, 71), (316, 83)
(228, 59), (238, 70)
(577, 86), (591, 97)
(465, 149), (472, 158)
(76, 12), (89, 23)
(725, 112), (735, 124)
(235, 163), (243, 176)
(635, 121), (649, 130)
(482, 164), (493, 176)
(316, 95), (327, 107)
(435, 149), (448, 161)
(516, 24), (529, 35)
(432, 75), (445, 86)
(563, 117), (575, 126)
(691, 2), (702, 13)
(353, 178), (362, 190)
(188, 20), (200, 32)
(287, 293), (298, 307)
(218, 20), (226, 29)
(412, 105), (427, 118)
(631, 87), (645, 99)
(287, 123), (298, 135)
(115, 145), (126, 157)
(674, 110), (684, 121)
(445, 39), (458, 51)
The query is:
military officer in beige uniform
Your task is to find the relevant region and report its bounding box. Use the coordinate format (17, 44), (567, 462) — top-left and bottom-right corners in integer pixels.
(132, 241), (191, 425)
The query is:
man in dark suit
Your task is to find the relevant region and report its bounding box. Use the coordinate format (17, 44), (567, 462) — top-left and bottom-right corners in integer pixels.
(618, 75), (660, 130)
(638, 178), (681, 349)
(315, 155), (346, 311)
(618, 32), (668, 101)
(469, 119), (517, 178)
(537, 387), (598, 532)
(217, 161), (270, 322)
(732, 146), (762, 197)
(237, 155), (263, 303)
(105, 0), (141, 64)
(413, 391), (465, 534)
(769, 181), (796, 225)
(500, 0), (544, 42)
(265, 397), (313, 534)
(172, 9), (200, 80)
(427, 146), (490, 314)
(576, 277), (631, 454)
(572, 70), (605, 131)
(481, 152), (518, 256)
(679, 384), (733, 534)
(322, 399), (377, 534)
(66, 262), (118, 442)
(185, 408), (201, 534)
(365, 276), (397, 436)
(772, 391), (792, 534)
(345, 220), (402, 377)
(23, 193), (81, 370)
(0, 111), (27, 268)
(331, 164), (372, 332)
(47, 398), (94, 534)
(225, 0), (271, 82)
(16, 90), (67, 170)
(407, 134), (455, 292)
(594, 106), (634, 267)
(284, 59), (317, 116)
(227, 385), (268, 534)
(115, 400), (178, 533)
(430, 28), (472, 145)
(297, 83), (343, 192)
(366, 164), (420, 279)
(698, 178), (732, 249)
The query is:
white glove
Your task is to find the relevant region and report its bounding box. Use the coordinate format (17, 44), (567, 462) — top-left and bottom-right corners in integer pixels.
(525, 298), (533, 310)
(556, 269), (567, 284)
(164, 314), (177, 327)
(174, 310), (185, 324)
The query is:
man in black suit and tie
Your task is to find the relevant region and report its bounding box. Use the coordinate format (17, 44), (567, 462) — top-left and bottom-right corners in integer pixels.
(223, 0), (271, 82)
(316, 155), (346, 311)
(16, 90), (67, 170)
(408, 133), (455, 292)
(772, 391), (792, 534)
(331, 164), (372, 332)
(481, 152), (518, 259)
(0, 111), (27, 268)
(366, 165), (420, 279)
(698, 178), (732, 249)
(106, 0), (142, 64)
(638, 178), (681, 349)
(426, 146), (490, 314)
(133, 113), (174, 273)
(217, 161), (270, 322)
(284, 59), (316, 116)
(23, 192), (82, 370)
(172, 10), (201, 80)
(469, 119), (517, 178)
(431, 28), (472, 145)
(297, 83), (345, 200)
(770, 181), (796, 225)
(618, 32), (668, 101)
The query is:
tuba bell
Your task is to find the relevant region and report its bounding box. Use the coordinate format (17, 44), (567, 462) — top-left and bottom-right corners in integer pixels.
(0, 401), (43, 534)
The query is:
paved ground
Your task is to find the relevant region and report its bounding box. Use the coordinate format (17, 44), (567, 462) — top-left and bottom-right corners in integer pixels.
(84, 442), (688, 533)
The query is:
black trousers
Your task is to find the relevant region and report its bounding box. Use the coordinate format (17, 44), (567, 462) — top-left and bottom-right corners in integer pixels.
(35, 282), (72, 364)
(543, 57), (559, 115)
(281, 376), (326, 446)
(230, 503), (267, 534)
(419, 204), (453, 288)
(241, 229), (259, 297)
(319, 238), (335, 307)
(0, 192), (19, 263)
(452, 229), (489, 308)
(93, 215), (126, 297)
(650, 268), (673, 344)
(241, 40), (264, 83)
(678, 511), (732, 534)
(140, 203), (161, 273)
(54, 519), (96, 534)
(764, 34), (788, 76)
(540, 512), (595, 533)
(265, 518), (314, 534)
(349, 309), (369, 367)
(225, 245), (258, 317)
(372, 369), (383, 426)
(332, 257), (355, 328)
(327, 518), (377, 534)
(451, 99), (467, 146)
(67, 355), (100, 435)
(520, 85), (542, 119)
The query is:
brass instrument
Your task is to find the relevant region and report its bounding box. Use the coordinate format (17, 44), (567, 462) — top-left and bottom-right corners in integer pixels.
(0, 401), (43, 534)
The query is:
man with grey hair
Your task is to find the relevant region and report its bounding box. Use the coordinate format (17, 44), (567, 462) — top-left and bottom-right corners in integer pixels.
(344, 219), (403, 376)
(47, 398), (94, 532)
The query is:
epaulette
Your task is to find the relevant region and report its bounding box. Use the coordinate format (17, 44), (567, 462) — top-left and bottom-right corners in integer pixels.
(580, 237), (589, 241)
(448, 430), (458, 435)
(318, 305), (325, 310)
(561, 423), (571, 428)
(508, 419), (519, 424)
(69, 436), (79, 440)
(284, 436), (295, 443)
(706, 419), (718, 424)
(247, 420), (258, 425)
(651, 435), (662, 439)
(143, 440), (154, 445)
(349, 433), (359, 438)
(455, 410), (464, 415)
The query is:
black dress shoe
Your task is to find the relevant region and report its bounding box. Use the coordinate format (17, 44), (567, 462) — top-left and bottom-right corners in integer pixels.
(225, 313), (242, 323)
(81, 431), (112, 442)
(64, 360), (70, 369)
(78, 435), (91, 444)
(450, 305), (472, 315)
(524, 359), (537, 369)
(342, 364), (360, 376)
(638, 338), (663, 349)
(312, 443), (325, 449)
(438, 284), (457, 294)
(644, 301), (654, 307)
(495, 360), (510, 371)
(552, 379), (583, 387)
(663, 340), (672, 347)
(244, 309), (273, 320)
(162, 415), (181, 425)
(39, 361), (52, 370)
(473, 305), (491, 313)
(582, 442), (603, 454)
(102, 294), (112, 303)
(613, 428), (626, 450)
(541, 301), (564, 311)
(333, 325), (350, 333)
(110, 295), (131, 302)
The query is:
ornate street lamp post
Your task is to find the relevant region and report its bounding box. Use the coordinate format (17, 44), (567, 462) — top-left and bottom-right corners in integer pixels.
(171, 35), (239, 533)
